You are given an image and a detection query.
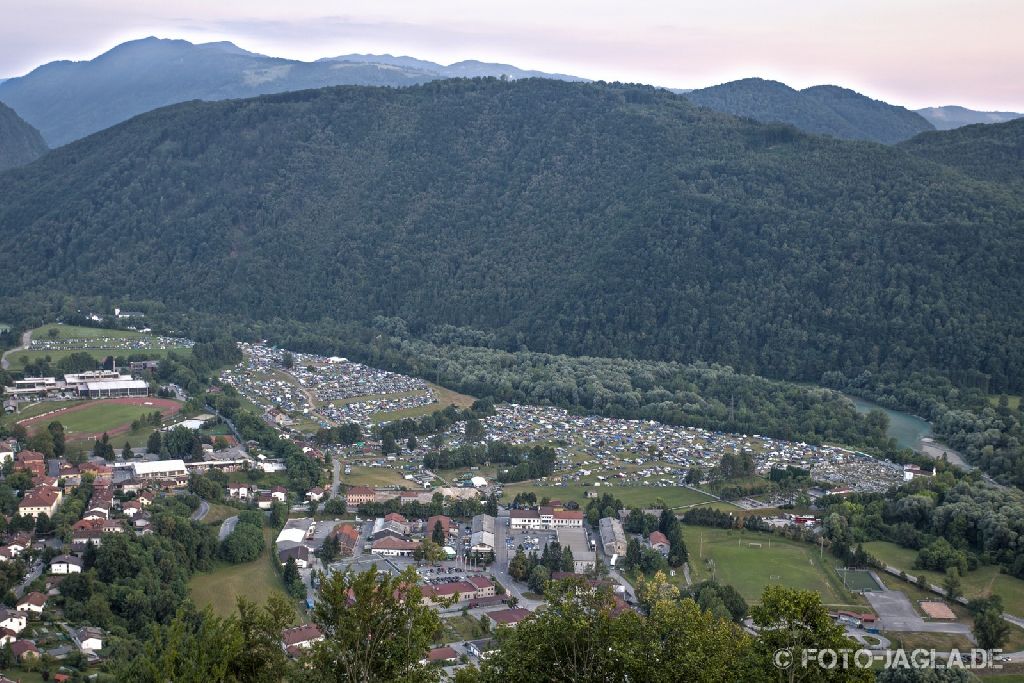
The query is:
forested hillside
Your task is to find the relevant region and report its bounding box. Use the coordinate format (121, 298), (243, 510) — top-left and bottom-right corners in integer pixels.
(0, 78), (1022, 396)
(900, 118), (1024, 186)
(0, 37), (580, 147)
(685, 78), (933, 143)
(0, 101), (47, 170)
(916, 105), (1022, 130)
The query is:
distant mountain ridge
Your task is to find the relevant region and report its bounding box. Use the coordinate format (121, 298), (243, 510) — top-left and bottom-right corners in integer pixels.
(325, 53), (586, 82)
(0, 101), (47, 171)
(685, 78), (934, 144)
(916, 105), (1023, 131)
(0, 37), (585, 147)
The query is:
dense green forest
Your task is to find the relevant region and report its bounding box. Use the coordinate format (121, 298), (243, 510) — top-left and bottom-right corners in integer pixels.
(685, 78), (934, 143)
(0, 101), (47, 170)
(900, 118), (1024, 185)
(0, 78), (1021, 398)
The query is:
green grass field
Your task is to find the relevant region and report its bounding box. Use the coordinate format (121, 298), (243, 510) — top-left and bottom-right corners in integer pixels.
(189, 528), (302, 620)
(683, 525), (860, 606)
(865, 540), (1024, 616)
(6, 400), (86, 421)
(30, 324), (144, 340)
(836, 568), (883, 592)
(7, 346), (186, 367)
(342, 465), (411, 488)
(500, 481), (719, 509)
(57, 402), (165, 435)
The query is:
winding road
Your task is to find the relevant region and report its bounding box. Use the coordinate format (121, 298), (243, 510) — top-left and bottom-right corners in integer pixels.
(1, 330), (31, 370)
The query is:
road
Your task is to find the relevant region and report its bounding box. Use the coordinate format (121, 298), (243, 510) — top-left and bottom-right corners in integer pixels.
(0, 329), (31, 370)
(218, 515), (239, 541)
(13, 560), (42, 599)
(191, 500), (210, 521)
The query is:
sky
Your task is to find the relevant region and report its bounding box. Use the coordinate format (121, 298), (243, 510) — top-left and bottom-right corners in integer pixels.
(1, 0), (1021, 111)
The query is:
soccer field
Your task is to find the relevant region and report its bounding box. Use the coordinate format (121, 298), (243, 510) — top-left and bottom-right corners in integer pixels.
(836, 568), (884, 592)
(19, 398), (181, 441)
(683, 525), (855, 605)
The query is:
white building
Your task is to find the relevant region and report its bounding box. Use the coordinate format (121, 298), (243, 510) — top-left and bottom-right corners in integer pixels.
(132, 459), (187, 480)
(50, 555), (83, 575)
(470, 514), (495, 554)
(510, 507), (585, 531)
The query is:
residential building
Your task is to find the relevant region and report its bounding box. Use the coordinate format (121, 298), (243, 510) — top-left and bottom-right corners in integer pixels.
(509, 506), (584, 530)
(370, 537), (419, 557)
(649, 531), (670, 555)
(344, 486), (375, 507)
(486, 608), (532, 626)
(19, 486), (62, 518)
(16, 592), (47, 614)
(281, 624), (323, 657)
(0, 607), (27, 634)
(598, 517), (627, 557)
(73, 626), (104, 652)
(50, 555), (83, 574)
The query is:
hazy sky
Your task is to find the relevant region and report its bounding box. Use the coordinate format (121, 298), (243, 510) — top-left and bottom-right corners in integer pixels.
(1, 0), (1021, 110)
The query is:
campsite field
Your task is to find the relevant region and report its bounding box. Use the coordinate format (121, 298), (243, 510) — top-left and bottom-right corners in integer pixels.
(6, 323), (188, 366)
(682, 525), (859, 606)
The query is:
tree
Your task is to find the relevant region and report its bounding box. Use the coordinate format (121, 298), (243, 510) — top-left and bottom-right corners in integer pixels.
(464, 418), (485, 442)
(751, 585), (872, 683)
(282, 557), (305, 600)
(318, 534), (341, 563)
(509, 548), (529, 582)
(281, 352), (294, 369)
(304, 566), (441, 682)
(122, 441), (133, 459)
(624, 538), (642, 570)
(213, 436), (230, 451)
(527, 565), (550, 594)
(432, 520), (445, 545)
(27, 429), (55, 457)
(93, 432), (115, 461)
(974, 608), (1011, 652)
(47, 421), (66, 458)
(270, 502), (288, 528)
(485, 492), (499, 517)
(943, 568), (962, 602)
(685, 466), (702, 485)
(146, 430), (162, 454)
(381, 432), (397, 456)
(406, 435), (417, 451)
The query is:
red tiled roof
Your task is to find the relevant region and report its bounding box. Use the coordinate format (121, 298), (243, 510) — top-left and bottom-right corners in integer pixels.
(487, 608), (532, 625)
(649, 531), (669, 546)
(427, 646), (458, 662)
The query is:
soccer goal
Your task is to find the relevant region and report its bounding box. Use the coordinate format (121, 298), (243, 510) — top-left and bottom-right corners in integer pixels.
(748, 542), (762, 548)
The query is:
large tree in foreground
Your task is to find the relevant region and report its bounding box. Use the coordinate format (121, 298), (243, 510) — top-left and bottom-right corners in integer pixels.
(304, 565), (441, 683)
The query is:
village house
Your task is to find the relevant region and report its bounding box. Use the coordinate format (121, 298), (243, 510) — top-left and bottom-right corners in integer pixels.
(419, 576), (495, 608)
(18, 486), (62, 518)
(599, 517), (627, 557)
(0, 607), (27, 634)
(280, 624), (323, 657)
(50, 555), (83, 574)
(423, 646), (458, 665)
(370, 536), (419, 557)
(271, 485), (288, 502)
(73, 626), (104, 652)
(649, 530), (670, 555)
(10, 639), (39, 662)
(486, 607), (533, 627)
(16, 592), (47, 614)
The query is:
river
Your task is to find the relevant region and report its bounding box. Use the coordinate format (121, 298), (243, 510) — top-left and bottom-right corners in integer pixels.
(847, 395), (971, 469)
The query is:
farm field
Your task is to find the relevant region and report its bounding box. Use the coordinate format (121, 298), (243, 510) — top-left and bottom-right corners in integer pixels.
(501, 481), (720, 510)
(17, 397), (181, 442)
(864, 541), (1024, 616)
(682, 525), (860, 606)
(189, 528), (303, 620)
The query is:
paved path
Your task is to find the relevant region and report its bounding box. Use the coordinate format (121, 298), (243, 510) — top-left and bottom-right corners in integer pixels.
(13, 560), (42, 599)
(191, 500), (210, 521)
(1, 330), (31, 370)
(218, 515), (239, 541)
